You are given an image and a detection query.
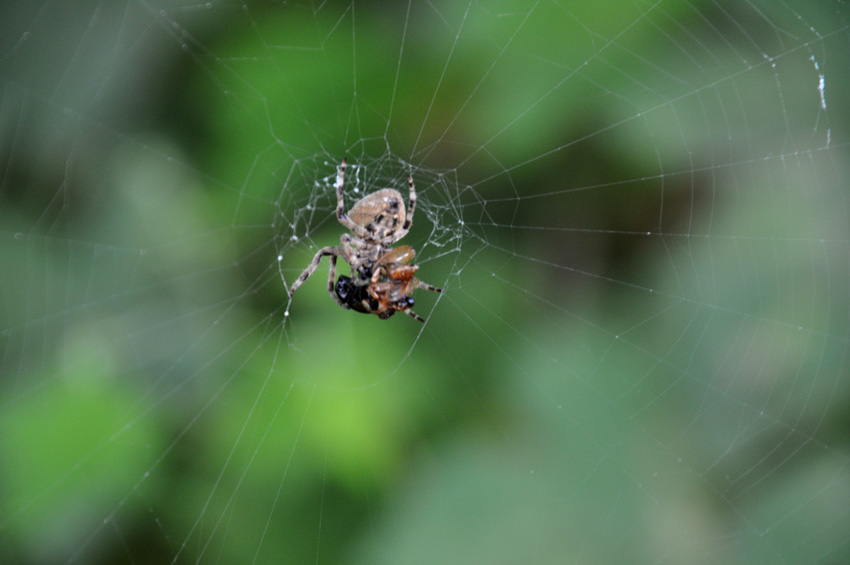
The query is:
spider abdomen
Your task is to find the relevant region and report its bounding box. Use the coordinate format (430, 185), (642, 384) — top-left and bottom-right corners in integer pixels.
(348, 189), (405, 239)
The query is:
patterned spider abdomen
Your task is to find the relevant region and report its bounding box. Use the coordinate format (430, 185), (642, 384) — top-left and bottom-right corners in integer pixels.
(347, 189), (405, 240)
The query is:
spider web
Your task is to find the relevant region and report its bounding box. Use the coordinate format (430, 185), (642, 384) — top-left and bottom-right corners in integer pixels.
(1, 1), (849, 563)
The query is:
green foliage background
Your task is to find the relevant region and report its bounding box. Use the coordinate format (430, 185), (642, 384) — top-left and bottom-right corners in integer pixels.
(1, 1), (849, 563)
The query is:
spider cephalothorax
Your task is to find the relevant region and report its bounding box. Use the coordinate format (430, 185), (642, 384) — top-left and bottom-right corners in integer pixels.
(286, 159), (441, 322)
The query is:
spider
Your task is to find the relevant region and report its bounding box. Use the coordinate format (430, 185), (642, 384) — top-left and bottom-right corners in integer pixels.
(286, 159), (442, 322)
(335, 244), (438, 322)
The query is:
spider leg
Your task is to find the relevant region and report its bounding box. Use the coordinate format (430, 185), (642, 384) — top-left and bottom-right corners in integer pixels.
(288, 246), (341, 299)
(401, 308), (425, 323)
(393, 173), (416, 241)
(415, 280), (442, 293)
(341, 233), (359, 258)
(406, 173), (416, 228)
(327, 253), (346, 308)
(335, 158), (369, 238)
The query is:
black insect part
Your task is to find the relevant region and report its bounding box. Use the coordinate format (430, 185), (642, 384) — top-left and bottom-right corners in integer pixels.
(334, 274), (356, 303)
(335, 275), (381, 315)
(355, 263), (372, 281)
(335, 275), (364, 310)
